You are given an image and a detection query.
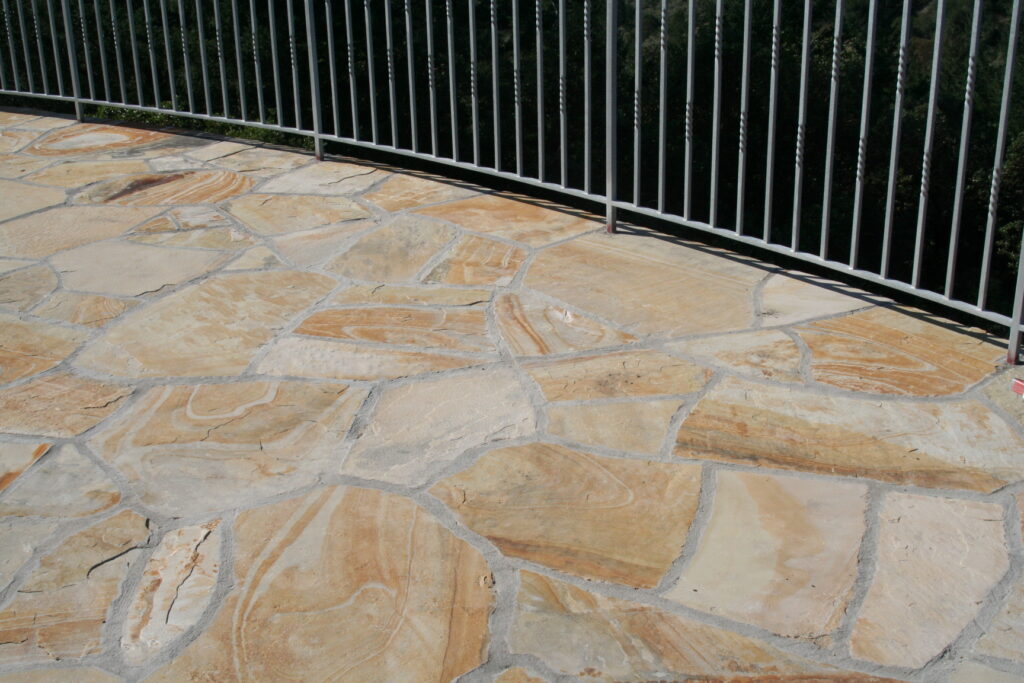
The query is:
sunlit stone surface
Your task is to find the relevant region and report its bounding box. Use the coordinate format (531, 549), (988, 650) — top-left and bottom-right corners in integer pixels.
(0, 313), (86, 384)
(0, 372), (132, 437)
(416, 194), (597, 246)
(325, 215), (455, 281)
(226, 193), (370, 234)
(0, 179), (65, 222)
(364, 171), (477, 210)
(0, 445), (120, 518)
(495, 292), (636, 356)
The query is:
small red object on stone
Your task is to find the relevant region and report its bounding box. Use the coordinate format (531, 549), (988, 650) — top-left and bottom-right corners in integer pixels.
(1012, 378), (1024, 397)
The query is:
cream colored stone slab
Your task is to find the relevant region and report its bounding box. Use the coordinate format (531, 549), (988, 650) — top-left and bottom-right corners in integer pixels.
(0, 206), (160, 258)
(129, 226), (256, 251)
(0, 180), (65, 222)
(344, 367), (536, 485)
(0, 112), (39, 127)
(547, 400), (680, 454)
(10, 116), (76, 131)
(211, 147), (308, 176)
(331, 284), (491, 307)
(496, 292), (637, 356)
(52, 242), (228, 296)
(75, 271), (334, 377)
(0, 518), (60, 590)
(0, 668), (119, 682)
(257, 336), (484, 381)
(850, 493), (1009, 668)
(122, 521), (222, 664)
(296, 306), (492, 352)
(416, 195), (597, 246)
(0, 259), (32, 275)
(669, 329), (804, 382)
(147, 154), (208, 172)
(0, 313), (87, 384)
(526, 232), (764, 336)
(759, 273), (868, 326)
(364, 172), (477, 210)
(167, 206), (235, 230)
(977, 574), (1024, 663)
(226, 193), (370, 235)
(0, 372), (131, 437)
(0, 510), (149, 666)
(260, 160), (388, 194)
(796, 307), (1001, 396)
(185, 140), (252, 161)
(91, 380), (367, 517)
(495, 668), (551, 683)
(510, 571), (860, 680)
(76, 170), (255, 205)
(133, 215), (176, 233)
(0, 155), (50, 178)
(666, 470), (867, 639)
(24, 159), (150, 187)
(23, 124), (173, 157)
(0, 130), (38, 153)
(225, 246), (284, 270)
(0, 265), (57, 311)
(148, 486), (493, 682)
(985, 375), (1024, 429)
(0, 444), (120, 518)
(426, 234), (528, 286)
(949, 661), (1023, 683)
(675, 376), (1024, 493)
(0, 442), (49, 492)
(271, 220), (373, 266)
(432, 443), (701, 587)
(524, 349), (711, 401)
(325, 216), (455, 282)
(33, 292), (139, 327)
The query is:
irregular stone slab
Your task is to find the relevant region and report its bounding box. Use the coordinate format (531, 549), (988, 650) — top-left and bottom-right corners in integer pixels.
(122, 521), (222, 664)
(977, 576), (1024, 662)
(147, 155), (208, 172)
(0, 154), (50, 178)
(33, 291), (139, 327)
(524, 349), (711, 401)
(985, 375), (1024, 428)
(91, 380), (367, 517)
(432, 443), (701, 587)
(166, 205), (236, 230)
(10, 116), (76, 131)
(210, 147), (308, 176)
(0, 130), (39, 153)
(75, 170), (254, 205)
(0, 510), (149, 666)
(496, 292), (637, 356)
(24, 159), (149, 187)
(0, 206), (160, 258)
(260, 160), (388, 194)
(129, 226), (255, 251)
(666, 471), (867, 639)
(0, 180), (65, 222)
(344, 367), (536, 485)
(0, 372), (131, 437)
(531, 234), (765, 338)
(0, 265), (57, 311)
(0, 258), (32, 275)
(257, 336), (485, 381)
(0, 442), (49, 491)
(325, 216), (455, 282)
(149, 486), (493, 682)
(547, 400), (681, 454)
(364, 172), (477, 210)
(296, 306), (492, 352)
(331, 284), (491, 307)
(185, 140), (251, 161)
(950, 661), (1023, 683)
(226, 193), (370, 235)
(225, 246), (283, 270)
(796, 307), (1000, 396)
(417, 195), (597, 246)
(496, 669), (551, 683)
(0, 313), (87, 384)
(851, 493), (1009, 668)
(0, 112), (39, 126)
(669, 329), (804, 382)
(0, 668), (119, 682)
(0, 444), (120, 518)
(426, 234), (528, 286)
(134, 215), (177, 233)
(511, 571), (857, 680)
(52, 242), (228, 296)
(75, 271), (334, 377)
(0, 518), (60, 591)
(674, 376), (1024, 493)
(271, 220), (373, 266)
(759, 273), (868, 326)
(23, 123), (172, 157)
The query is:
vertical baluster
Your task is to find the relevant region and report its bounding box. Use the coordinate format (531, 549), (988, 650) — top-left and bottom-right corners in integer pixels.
(606, 0), (618, 232)
(3, 0), (22, 91)
(446, 0), (458, 159)
(405, 0), (416, 149)
(512, 0), (522, 174)
(849, 0), (876, 269)
(709, 0), (722, 223)
(880, 0), (910, 278)
(159, 0), (176, 109)
(250, 0), (266, 123)
(45, 0), (63, 95)
(0, 4), (7, 89)
(128, 0), (145, 104)
(213, 0), (228, 115)
(1009, 228), (1024, 364)
(657, 0), (667, 212)
(366, 0), (380, 143)
(683, 0), (693, 219)
(535, 0), (542, 178)
(762, 0), (780, 241)
(268, 0), (283, 124)
(469, 0), (480, 163)
(231, 0), (246, 119)
(31, 0), (50, 93)
(110, 0), (127, 102)
(304, 0), (323, 157)
(385, 0), (399, 145)
(426, 0), (438, 154)
(60, 0), (81, 118)
(194, 0), (211, 113)
(558, 0), (566, 186)
(16, 0), (36, 91)
(790, 0), (812, 252)
(142, 0), (158, 106)
(176, 0), (193, 110)
(819, 0), (843, 259)
(583, 0), (591, 192)
(489, 0), (497, 167)
(286, 0), (301, 128)
(325, 0), (341, 136)
(734, 0), (750, 233)
(632, 0), (641, 204)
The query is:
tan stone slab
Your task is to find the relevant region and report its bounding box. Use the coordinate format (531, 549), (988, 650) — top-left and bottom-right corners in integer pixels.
(331, 284), (492, 307)
(496, 668), (551, 683)
(325, 215), (455, 282)
(271, 220), (373, 266)
(510, 571), (864, 680)
(972, 494), (1024, 663)
(52, 242), (228, 296)
(0, 444), (120, 518)
(666, 470), (867, 638)
(134, 215), (176, 233)
(0, 206), (160, 258)
(0, 518), (60, 592)
(432, 443), (701, 587)
(0, 668), (119, 682)
(796, 307), (1001, 396)
(0, 154), (50, 178)
(984, 375), (1024, 429)
(949, 661), (1023, 683)
(0, 258), (32, 275)
(149, 486), (493, 682)
(91, 380), (366, 517)
(526, 233), (764, 336)
(75, 170), (255, 205)
(416, 195), (597, 246)
(0, 179), (65, 222)
(344, 367), (536, 485)
(759, 273), (868, 326)
(226, 193), (370, 235)
(24, 159), (150, 187)
(257, 336), (484, 381)
(426, 234), (528, 286)
(185, 140), (252, 161)
(23, 124), (172, 157)
(364, 172), (477, 210)
(75, 270), (334, 377)
(167, 206), (235, 230)
(0, 442), (49, 492)
(496, 292), (637, 356)
(675, 376), (1024, 493)
(211, 147), (308, 176)
(33, 292), (138, 327)
(225, 246), (283, 270)
(524, 349), (711, 401)
(259, 160), (388, 193)
(0, 130), (38, 154)
(9, 116), (76, 131)
(547, 400), (681, 454)
(0, 510), (149, 666)
(0, 314), (87, 384)
(296, 306), (492, 352)
(669, 329), (804, 382)
(0, 372), (131, 437)
(123, 521), (222, 664)
(129, 226), (256, 251)
(0, 264), (57, 311)
(0, 112), (39, 127)
(850, 493), (1009, 668)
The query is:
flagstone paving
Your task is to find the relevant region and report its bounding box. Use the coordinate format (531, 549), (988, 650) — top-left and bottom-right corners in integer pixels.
(0, 110), (1022, 682)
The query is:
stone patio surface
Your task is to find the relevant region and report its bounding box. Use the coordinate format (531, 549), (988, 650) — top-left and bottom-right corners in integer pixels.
(0, 109), (1022, 682)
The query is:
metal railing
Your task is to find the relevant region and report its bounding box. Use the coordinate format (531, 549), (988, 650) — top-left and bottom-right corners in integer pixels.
(1, 0), (1022, 361)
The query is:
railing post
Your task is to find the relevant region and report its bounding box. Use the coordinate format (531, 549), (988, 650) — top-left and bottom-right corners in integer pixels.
(304, 0), (323, 160)
(605, 0), (617, 233)
(59, 0), (82, 120)
(1010, 229), (1024, 365)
